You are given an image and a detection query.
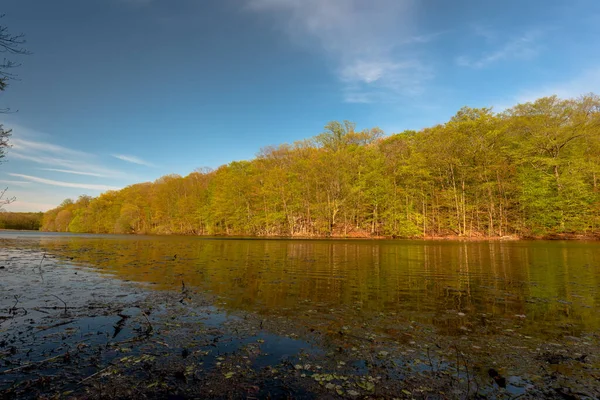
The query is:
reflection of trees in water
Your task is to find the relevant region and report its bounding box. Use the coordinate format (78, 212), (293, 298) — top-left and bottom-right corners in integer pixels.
(40, 238), (600, 334)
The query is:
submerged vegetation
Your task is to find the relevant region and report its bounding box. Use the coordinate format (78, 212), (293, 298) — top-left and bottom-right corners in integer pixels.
(42, 95), (600, 238)
(2, 236), (599, 399)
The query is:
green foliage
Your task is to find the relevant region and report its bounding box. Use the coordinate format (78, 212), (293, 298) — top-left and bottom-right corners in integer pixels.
(41, 95), (600, 238)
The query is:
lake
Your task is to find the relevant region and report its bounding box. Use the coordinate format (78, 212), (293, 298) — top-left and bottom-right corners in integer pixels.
(1, 231), (599, 398)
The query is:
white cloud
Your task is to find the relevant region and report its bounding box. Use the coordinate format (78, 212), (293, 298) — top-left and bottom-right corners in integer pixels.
(9, 152), (89, 170)
(247, 0), (436, 102)
(339, 60), (432, 103)
(401, 30), (452, 45)
(8, 173), (120, 191)
(6, 134), (130, 179)
(39, 168), (106, 177)
(456, 30), (543, 69)
(112, 154), (154, 167)
(0, 124), (152, 210)
(11, 138), (88, 159)
(0, 180), (31, 186)
(341, 61), (405, 84)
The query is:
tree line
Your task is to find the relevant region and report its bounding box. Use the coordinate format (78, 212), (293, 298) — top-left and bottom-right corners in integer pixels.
(41, 94), (600, 238)
(0, 211), (42, 230)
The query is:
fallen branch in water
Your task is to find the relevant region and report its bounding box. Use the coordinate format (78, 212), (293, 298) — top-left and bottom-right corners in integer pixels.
(426, 346), (434, 373)
(50, 294), (68, 315)
(79, 364), (114, 384)
(141, 311), (154, 336)
(35, 319), (76, 333)
(38, 253), (45, 282)
(6, 295), (27, 317)
(0, 352), (69, 375)
(462, 350), (471, 397)
(112, 313), (130, 338)
(9, 295), (20, 315)
(179, 280), (189, 303)
(461, 351), (478, 396)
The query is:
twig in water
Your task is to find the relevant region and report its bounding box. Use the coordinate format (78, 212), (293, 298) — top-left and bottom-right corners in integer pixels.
(456, 346), (460, 373)
(426, 345), (435, 373)
(463, 352), (479, 396)
(38, 253), (45, 282)
(461, 352), (471, 397)
(112, 313), (130, 339)
(0, 352), (68, 375)
(50, 294), (68, 315)
(35, 319), (75, 333)
(9, 295), (20, 315)
(455, 345), (461, 387)
(79, 364), (114, 384)
(141, 311), (154, 336)
(179, 280), (188, 303)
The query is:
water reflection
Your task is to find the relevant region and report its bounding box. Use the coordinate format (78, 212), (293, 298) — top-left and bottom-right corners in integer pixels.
(34, 236), (600, 337)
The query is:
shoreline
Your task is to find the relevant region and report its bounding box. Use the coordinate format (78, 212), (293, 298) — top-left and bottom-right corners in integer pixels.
(22, 229), (600, 241)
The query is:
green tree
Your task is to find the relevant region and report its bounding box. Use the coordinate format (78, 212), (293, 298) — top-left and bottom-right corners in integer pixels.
(39, 97), (600, 239)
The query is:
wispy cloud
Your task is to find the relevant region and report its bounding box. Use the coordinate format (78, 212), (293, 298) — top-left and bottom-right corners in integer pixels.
(0, 123), (145, 209)
(340, 60), (433, 103)
(0, 180), (31, 186)
(39, 168), (106, 177)
(456, 29), (543, 69)
(112, 154), (154, 167)
(11, 138), (88, 159)
(401, 30), (452, 45)
(8, 136), (129, 178)
(247, 0), (437, 102)
(9, 173), (121, 191)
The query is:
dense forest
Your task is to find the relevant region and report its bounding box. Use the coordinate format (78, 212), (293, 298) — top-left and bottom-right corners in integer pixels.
(41, 95), (600, 238)
(0, 212), (43, 230)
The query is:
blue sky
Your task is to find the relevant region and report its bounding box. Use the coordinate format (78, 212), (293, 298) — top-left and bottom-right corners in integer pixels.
(1, 0), (600, 211)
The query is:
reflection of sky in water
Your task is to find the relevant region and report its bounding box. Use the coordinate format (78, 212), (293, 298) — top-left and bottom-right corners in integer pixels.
(0, 244), (321, 393)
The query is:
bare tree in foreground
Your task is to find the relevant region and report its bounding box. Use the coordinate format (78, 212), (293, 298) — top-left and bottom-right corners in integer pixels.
(0, 14), (29, 209)
(1, 14), (29, 97)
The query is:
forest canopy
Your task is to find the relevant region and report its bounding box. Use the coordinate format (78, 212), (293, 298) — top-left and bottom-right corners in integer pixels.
(41, 94), (600, 238)
(0, 211), (42, 230)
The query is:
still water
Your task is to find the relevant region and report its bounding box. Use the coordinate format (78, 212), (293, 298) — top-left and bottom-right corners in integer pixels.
(5, 232), (599, 339)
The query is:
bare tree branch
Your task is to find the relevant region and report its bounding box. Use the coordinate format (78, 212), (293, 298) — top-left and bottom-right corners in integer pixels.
(0, 14), (30, 95)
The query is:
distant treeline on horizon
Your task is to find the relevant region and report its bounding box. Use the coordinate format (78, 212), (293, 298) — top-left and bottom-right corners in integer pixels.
(41, 94), (600, 238)
(0, 212), (43, 231)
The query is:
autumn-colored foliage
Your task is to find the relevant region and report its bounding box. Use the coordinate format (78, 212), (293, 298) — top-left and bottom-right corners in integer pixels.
(0, 212), (43, 230)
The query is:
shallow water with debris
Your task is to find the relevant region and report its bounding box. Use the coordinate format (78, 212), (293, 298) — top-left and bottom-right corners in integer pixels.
(1, 232), (599, 398)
